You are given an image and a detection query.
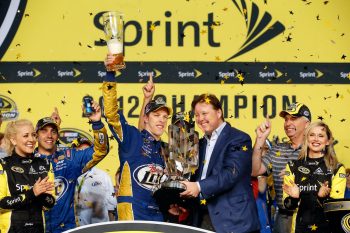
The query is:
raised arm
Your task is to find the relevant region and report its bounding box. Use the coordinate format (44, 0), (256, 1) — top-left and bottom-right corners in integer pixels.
(138, 74), (155, 130)
(252, 116), (271, 176)
(81, 100), (109, 173)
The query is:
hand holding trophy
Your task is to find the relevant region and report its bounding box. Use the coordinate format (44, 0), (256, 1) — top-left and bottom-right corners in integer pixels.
(153, 112), (199, 216)
(102, 11), (125, 71)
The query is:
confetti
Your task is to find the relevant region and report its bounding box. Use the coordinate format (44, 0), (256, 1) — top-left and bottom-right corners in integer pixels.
(149, 23), (156, 31)
(341, 54), (346, 60)
(318, 116), (324, 121)
(242, 145), (248, 151)
(200, 199), (207, 205)
(27, 108), (31, 113)
(311, 224), (318, 231)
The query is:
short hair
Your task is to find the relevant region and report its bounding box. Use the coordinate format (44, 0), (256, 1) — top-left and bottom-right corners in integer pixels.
(191, 94), (224, 121)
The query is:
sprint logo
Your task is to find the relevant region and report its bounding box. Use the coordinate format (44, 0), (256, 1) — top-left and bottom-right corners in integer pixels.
(57, 68), (81, 78)
(226, 0), (285, 60)
(17, 68), (41, 78)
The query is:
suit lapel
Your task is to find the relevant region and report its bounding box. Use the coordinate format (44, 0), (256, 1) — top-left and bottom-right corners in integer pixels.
(206, 124), (230, 176)
(197, 138), (207, 179)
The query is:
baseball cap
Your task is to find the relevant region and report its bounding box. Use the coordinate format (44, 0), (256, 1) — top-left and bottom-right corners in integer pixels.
(35, 117), (59, 132)
(279, 102), (311, 121)
(145, 97), (172, 115)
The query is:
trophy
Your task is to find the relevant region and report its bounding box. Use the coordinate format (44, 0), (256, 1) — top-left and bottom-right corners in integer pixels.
(102, 11), (125, 71)
(153, 112), (199, 214)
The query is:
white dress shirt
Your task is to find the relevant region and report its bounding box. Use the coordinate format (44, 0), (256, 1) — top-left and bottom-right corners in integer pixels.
(197, 122), (226, 191)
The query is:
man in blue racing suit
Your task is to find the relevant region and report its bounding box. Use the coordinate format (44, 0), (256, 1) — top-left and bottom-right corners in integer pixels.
(35, 103), (109, 232)
(102, 55), (172, 221)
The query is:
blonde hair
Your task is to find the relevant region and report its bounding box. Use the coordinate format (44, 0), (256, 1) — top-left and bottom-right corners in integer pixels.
(3, 119), (34, 155)
(299, 121), (338, 171)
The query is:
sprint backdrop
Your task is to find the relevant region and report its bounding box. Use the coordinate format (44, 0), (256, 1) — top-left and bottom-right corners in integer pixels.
(0, 0), (349, 179)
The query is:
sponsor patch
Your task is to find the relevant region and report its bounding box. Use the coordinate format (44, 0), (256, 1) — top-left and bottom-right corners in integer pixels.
(339, 173), (346, 178)
(313, 167), (324, 175)
(11, 166), (24, 173)
(285, 171), (290, 176)
(58, 155), (65, 160)
(298, 166), (310, 174)
(133, 164), (167, 191)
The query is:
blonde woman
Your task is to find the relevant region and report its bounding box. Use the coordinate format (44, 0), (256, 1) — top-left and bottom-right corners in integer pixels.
(0, 119), (55, 233)
(282, 121), (346, 233)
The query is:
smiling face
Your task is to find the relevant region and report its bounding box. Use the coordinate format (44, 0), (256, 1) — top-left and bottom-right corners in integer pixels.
(283, 114), (310, 141)
(194, 102), (223, 135)
(37, 124), (59, 155)
(307, 125), (330, 157)
(10, 124), (36, 157)
(144, 108), (169, 140)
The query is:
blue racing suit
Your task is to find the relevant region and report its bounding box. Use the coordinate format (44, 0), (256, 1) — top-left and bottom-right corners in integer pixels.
(36, 120), (109, 233)
(102, 72), (165, 221)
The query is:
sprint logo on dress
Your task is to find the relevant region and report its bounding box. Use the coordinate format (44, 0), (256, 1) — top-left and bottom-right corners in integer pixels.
(299, 184), (317, 192)
(54, 176), (69, 201)
(16, 184), (32, 192)
(133, 164), (167, 191)
(313, 167), (324, 175)
(298, 166), (310, 174)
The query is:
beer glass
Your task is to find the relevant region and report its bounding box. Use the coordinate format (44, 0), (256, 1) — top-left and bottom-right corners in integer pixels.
(102, 11), (125, 71)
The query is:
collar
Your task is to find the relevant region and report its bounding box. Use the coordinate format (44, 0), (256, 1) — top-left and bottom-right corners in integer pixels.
(205, 122), (226, 140)
(141, 129), (161, 142)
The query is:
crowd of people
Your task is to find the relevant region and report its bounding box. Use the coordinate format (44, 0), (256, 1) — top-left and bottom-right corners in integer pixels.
(0, 55), (348, 233)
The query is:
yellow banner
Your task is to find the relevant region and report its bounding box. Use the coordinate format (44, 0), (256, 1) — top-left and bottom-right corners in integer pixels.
(1, 0), (349, 62)
(1, 83), (350, 177)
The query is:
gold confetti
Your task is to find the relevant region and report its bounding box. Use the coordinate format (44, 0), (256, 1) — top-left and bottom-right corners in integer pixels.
(242, 145), (248, 151)
(301, 177), (307, 181)
(200, 29), (207, 35)
(276, 151), (281, 157)
(200, 199), (207, 205)
(311, 224), (318, 231)
(149, 23), (156, 31)
(205, 97), (211, 104)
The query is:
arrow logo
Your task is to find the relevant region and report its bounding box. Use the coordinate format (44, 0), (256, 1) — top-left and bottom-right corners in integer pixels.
(73, 68), (81, 77)
(33, 68), (41, 77)
(315, 69), (324, 78)
(194, 69), (202, 78)
(153, 69), (162, 78)
(274, 69), (283, 78)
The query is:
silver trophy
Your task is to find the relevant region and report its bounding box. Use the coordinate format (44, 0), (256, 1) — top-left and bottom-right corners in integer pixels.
(153, 112), (199, 213)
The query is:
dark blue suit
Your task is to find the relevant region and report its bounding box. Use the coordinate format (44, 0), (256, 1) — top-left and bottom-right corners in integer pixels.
(193, 123), (260, 233)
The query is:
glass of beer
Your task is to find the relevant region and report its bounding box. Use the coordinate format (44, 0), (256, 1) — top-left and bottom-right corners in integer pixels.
(102, 11), (125, 71)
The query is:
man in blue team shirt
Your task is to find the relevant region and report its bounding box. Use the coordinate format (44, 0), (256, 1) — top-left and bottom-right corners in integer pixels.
(35, 102), (109, 232)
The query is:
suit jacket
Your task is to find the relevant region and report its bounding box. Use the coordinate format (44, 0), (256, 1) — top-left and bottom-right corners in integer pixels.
(193, 123), (260, 233)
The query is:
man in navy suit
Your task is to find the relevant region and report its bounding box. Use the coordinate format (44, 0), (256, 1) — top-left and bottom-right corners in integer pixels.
(181, 94), (260, 233)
